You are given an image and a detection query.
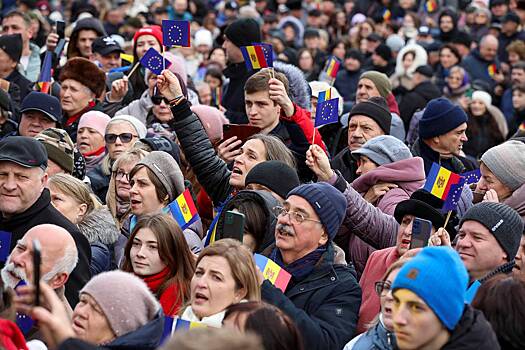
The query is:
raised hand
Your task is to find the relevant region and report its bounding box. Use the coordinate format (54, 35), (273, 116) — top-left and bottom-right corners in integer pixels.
(157, 69), (183, 101)
(306, 144), (334, 182)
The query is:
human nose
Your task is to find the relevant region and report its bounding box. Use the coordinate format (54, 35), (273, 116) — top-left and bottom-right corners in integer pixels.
(477, 177), (488, 191)
(393, 304), (408, 326)
(2, 174), (17, 191)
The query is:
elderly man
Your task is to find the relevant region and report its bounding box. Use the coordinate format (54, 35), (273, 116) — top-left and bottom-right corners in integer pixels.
(0, 136), (90, 305)
(17, 92), (62, 137)
(1, 224), (78, 293)
(462, 34), (501, 88)
(261, 182), (362, 350)
(411, 97), (476, 174)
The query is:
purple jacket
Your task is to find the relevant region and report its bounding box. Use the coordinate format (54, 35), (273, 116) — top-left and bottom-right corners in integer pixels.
(351, 157), (426, 216)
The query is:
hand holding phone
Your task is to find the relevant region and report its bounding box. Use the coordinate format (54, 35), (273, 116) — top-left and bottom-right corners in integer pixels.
(410, 218), (432, 250)
(32, 239), (41, 307)
(222, 124), (261, 144)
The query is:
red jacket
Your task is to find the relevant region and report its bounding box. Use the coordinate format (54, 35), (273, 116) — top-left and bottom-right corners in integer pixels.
(280, 103), (328, 154)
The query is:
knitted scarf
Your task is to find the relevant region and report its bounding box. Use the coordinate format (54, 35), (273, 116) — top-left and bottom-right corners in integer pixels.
(142, 267), (182, 316)
(82, 146), (107, 172)
(271, 244), (327, 282)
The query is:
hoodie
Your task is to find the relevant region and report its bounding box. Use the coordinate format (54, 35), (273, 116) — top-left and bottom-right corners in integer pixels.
(66, 17), (106, 59)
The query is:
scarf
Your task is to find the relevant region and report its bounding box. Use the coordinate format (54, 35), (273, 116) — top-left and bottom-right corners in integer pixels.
(142, 267), (182, 316)
(83, 146), (107, 172)
(65, 100), (96, 127)
(180, 306), (225, 328)
(271, 244), (327, 282)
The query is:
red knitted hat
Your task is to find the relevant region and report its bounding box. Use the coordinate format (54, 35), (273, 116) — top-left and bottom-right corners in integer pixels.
(133, 25), (163, 46)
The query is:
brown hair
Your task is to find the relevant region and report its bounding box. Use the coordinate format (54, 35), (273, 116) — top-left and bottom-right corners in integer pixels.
(507, 41), (525, 61)
(161, 327), (263, 350)
(195, 239), (261, 301)
(122, 214), (195, 314)
(245, 68), (290, 96)
(472, 274), (525, 349)
(129, 164), (170, 206)
(247, 134), (296, 169)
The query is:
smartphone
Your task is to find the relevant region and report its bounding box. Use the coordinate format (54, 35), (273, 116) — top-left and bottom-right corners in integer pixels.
(410, 218), (432, 249)
(222, 124), (261, 144)
(32, 239), (41, 307)
(222, 211), (245, 242)
(55, 20), (65, 39)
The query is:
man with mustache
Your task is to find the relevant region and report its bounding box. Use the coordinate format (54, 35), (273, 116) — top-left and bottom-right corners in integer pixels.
(1, 224), (78, 294)
(260, 182), (361, 350)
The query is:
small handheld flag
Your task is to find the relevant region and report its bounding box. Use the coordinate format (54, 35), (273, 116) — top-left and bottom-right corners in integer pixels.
(314, 98), (339, 128)
(488, 64), (497, 77)
(37, 51), (53, 94)
(254, 254), (291, 292)
(168, 189), (199, 230)
(0, 230), (12, 262)
(425, 0), (438, 13)
(252, 42), (274, 68)
(162, 20), (191, 47)
(140, 47), (172, 75)
(442, 177), (466, 212)
(423, 163), (461, 200)
(460, 169), (481, 185)
(241, 45), (269, 70)
(382, 8), (391, 22)
(162, 317), (208, 342)
(325, 56), (341, 79)
(317, 88), (331, 104)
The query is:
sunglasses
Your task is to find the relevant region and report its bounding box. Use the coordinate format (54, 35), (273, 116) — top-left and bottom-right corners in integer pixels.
(151, 86), (170, 105)
(104, 133), (137, 144)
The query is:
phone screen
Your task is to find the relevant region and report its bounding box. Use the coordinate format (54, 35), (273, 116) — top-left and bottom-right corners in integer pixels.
(222, 124), (261, 144)
(56, 20), (65, 39)
(32, 239), (41, 306)
(410, 218), (433, 249)
(222, 211), (245, 242)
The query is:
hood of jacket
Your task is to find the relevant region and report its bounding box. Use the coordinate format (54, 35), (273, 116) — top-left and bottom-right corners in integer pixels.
(394, 43), (428, 77)
(442, 305), (500, 350)
(108, 310), (164, 349)
(274, 61), (311, 110)
(352, 157), (426, 194)
(78, 208), (120, 245)
(216, 190), (280, 253)
(67, 17), (106, 58)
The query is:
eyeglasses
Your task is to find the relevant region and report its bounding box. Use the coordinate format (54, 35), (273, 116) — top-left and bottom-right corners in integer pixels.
(375, 280), (392, 297)
(113, 170), (129, 181)
(272, 206), (322, 225)
(104, 133), (137, 144)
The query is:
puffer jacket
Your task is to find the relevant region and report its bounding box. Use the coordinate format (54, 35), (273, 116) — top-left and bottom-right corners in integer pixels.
(78, 208), (120, 275)
(262, 243), (362, 350)
(345, 316), (396, 350)
(213, 190), (279, 253)
(351, 157), (426, 216)
(57, 310), (164, 350)
(331, 176), (399, 278)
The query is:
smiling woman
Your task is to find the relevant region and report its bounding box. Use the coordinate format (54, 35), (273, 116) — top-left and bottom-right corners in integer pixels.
(179, 239), (260, 327)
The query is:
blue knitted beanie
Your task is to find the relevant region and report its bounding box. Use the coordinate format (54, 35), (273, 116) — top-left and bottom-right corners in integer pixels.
(418, 98), (468, 139)
(287, 182), (346, 240)
(392, 246), (468, 330)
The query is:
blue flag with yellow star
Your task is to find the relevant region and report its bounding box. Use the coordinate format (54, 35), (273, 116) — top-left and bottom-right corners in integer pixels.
(0, 230), (11, 262)
(442, 177), (466, 212)
(162, 20), (191, 47)
(140, 47), (172, 75)
(314, 98), (339, 127)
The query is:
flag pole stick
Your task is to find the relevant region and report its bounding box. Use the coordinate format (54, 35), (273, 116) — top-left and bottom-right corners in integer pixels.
(162, 45), (165, 71)
(443, 210), (453, 229)
(126, 62), (140, 78)
(312, 127), (316, 145)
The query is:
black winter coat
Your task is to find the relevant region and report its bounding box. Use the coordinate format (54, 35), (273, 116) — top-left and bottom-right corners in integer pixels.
(0, 189), (91, 306)
(399, 81), (442, 130)
(411, 138), (477, 175)
(262, 243), (362, 350)
(222, 62), (252, 124)
(331, 147), (359, 184)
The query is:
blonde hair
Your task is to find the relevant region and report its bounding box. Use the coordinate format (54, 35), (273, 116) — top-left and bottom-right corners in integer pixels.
(196, 239), (261, 301)
(48, 174), (100, 220)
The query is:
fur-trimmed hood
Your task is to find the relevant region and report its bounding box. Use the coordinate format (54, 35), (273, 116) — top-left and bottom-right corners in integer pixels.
(78, 208), (120, 245)
(394, 43), (428, 78)
(274, 61), (311, 110)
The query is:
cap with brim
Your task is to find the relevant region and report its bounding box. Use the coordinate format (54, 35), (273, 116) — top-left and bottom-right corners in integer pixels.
(20, 107), (58, 122)
(20, 92), (62, 123)
(0, 136), (48, 169)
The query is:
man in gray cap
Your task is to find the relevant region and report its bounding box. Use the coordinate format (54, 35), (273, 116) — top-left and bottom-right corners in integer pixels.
(0, 136), (91, 306)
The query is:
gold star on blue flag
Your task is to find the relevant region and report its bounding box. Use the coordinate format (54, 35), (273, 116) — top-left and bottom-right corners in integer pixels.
(315, 97), (339, 127)
(252, 42), (273, 67)
(140, 47), (172, 75)
(442, 177), (466, 212)
(460, 169), (481, 185)
(162, 20), (191, 47)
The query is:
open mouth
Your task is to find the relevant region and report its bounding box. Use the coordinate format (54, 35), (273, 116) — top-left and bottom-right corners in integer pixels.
(194, 292), (208, 303)
(232, 166), (243, 176)
(72, 319), (85, 332)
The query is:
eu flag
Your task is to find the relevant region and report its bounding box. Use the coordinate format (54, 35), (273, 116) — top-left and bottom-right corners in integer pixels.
(252, 42), (273, 68)
(442, 177), (466, 212)
(0, 230), (12, 262)
(162, 20), (191, 47)
(140, 48), (172, 75)
(315, 98), (339, 127)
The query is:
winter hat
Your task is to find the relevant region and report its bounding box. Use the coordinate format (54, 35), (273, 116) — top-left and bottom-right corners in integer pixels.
(460, 202), (523, 261)
(80, 271), (160, 337)
(21, 92), (62, 122)
(374, 44), (392, 62)
(224, 18), (261, 48)
(108, 115), (147, 139)
(351, 135), (412, 166)
(139, 136), (181, 166)
(191, 105), (229, 144)
(349, 97), (392, 134)
(0, 34), (22, 63)
(287, 182), (346, 240)
(359, 71), (392, 99)
(245, 160), (300, 199)
(394, 189), (449, 231)
(351, 13), (367, 25)
(480, 141), (525, 191)
(59, 57), (106, 96)
(386, 34), (405, 53)
(132, 25), (163, 46)
(0, 136), (48, 170)
(194, 29), (213, 47)
(35, 128), (75, 173)
(414, 65), (434, 78)
(78, 111), (111, 137)
(392, 247), (468, 330)
(472, 90), (492, 107)
(418, 98), (468, 139)
(136, 151), (185, 201)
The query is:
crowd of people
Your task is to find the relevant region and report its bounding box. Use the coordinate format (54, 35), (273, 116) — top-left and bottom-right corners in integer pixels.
(0, 0), (525, 349)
